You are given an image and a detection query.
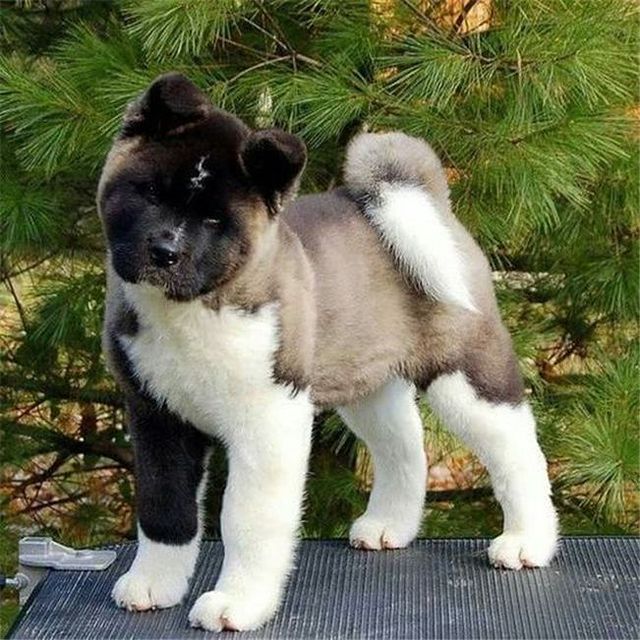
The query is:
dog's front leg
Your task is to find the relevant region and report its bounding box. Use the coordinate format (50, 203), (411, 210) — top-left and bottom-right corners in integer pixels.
(112, 394), (211, 611)
(189, 393), (313, 632)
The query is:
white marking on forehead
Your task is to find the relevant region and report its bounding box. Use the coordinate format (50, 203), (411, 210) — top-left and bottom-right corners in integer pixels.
(190, 155), (210, 190)
(173, 221), (186, 242)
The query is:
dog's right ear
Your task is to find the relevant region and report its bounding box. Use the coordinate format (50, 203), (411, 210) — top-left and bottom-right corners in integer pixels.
(121, 73), (211, 138)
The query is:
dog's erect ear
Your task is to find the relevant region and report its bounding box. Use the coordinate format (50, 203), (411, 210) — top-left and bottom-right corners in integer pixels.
(240, 129), (307, 215)
(121, 73), (211, 138)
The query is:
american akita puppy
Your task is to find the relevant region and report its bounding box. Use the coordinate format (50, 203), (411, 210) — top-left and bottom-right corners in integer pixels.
(98, 73), (558, 632)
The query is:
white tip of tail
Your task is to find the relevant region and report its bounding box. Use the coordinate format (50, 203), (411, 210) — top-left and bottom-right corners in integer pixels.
(344, 131), (477, 313)
(367, 184), (478, 312)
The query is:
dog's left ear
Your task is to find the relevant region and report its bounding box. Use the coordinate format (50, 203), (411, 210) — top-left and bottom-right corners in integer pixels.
(240, 129), (307, 215)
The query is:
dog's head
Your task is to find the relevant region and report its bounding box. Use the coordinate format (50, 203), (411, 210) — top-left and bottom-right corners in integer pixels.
(98, 73), (306, 301)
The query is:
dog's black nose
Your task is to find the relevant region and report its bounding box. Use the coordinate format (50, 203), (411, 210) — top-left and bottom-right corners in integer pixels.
(149, 241), (179, 268)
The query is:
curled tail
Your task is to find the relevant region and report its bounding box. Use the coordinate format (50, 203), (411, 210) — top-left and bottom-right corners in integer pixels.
(343, 132), (477, 313)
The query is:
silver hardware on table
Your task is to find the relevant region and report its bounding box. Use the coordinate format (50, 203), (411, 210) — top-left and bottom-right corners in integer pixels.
(0, 573), (29, 590)
(17, 537), (117, 605)
(19, 537), (117, 570)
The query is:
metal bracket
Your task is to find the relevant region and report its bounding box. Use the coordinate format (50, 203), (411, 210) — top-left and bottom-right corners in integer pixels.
(17, 537), (117, 605)
(19, 537), (117, 570)
(1, 573), (29, 590)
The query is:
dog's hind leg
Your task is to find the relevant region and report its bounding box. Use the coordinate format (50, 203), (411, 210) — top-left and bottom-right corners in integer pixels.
(338, 378), (427, 550)
(425, 370), (558, 569)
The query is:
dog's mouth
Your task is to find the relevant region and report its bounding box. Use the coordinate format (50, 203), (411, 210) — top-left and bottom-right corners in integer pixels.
(110, 242), (229, 303)
(132, 266), (202, 302)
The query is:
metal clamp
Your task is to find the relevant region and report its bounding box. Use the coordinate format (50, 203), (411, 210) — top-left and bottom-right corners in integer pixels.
(0, 573), (29, 590)
(17, 537), (117, 605)
(19, 537), (117, 570)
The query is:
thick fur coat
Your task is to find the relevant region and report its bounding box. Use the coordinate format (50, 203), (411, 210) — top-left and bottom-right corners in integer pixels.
(98, 74), (557, 632)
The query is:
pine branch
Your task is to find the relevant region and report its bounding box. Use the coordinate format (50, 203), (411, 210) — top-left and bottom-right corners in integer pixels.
(1, 374), (122, 407)
(0, 0), (637, 538)
(243, 4), (321, 68)
(1, 273), (27, 330)
(398, 0), (440, 30)
(2, 420), (133, 468)
(9, 453), (69, 492)
(15, 492), (90, 516)
(452, 0), (482, 34)
(1, 251), (59, 279)
(226, 55), (291, 84)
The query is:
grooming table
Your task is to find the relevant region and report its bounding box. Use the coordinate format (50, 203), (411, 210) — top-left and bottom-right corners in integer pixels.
(9, 538), (640, 639)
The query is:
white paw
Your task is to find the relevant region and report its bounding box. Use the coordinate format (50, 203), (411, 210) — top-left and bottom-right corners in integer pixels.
(188, 589), (278, 632)
(349, 515), (416, 551)
(112, 570), (188, 611)
(488, 530), (558, 570)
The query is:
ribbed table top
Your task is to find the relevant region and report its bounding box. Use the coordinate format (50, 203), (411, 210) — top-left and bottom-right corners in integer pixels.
(9, 537), (640, 639)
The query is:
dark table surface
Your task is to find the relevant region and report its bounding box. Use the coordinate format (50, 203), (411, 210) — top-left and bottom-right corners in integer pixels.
(9, 537), (640, 639)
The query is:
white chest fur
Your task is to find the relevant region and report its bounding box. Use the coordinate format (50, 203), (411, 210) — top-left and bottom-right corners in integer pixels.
(120, 284), (295, 439)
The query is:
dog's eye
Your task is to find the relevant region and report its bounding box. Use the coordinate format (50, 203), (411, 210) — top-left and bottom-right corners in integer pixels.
(147, 184), (159, 202)
(203, 218), (221, 228)
(133, 181), (160, 203)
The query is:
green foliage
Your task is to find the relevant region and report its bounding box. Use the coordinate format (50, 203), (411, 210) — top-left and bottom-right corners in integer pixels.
(0, 0), (637, 587)
(125, 0), (248, 61)
(0, 58), (106, 175)
(0, 175), (62, 252)
(0, 519), (20, 639)
(303, 458), (366, 537)
(26, 271), (104, 354)
(559, 348), (640, 523)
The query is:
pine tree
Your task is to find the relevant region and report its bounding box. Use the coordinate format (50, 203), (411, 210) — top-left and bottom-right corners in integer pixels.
(0, 0), (638, 571)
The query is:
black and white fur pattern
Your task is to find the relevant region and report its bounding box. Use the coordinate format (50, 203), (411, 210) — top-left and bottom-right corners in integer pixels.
(99, 74), (558, 632)
(115, 288), (312, 629)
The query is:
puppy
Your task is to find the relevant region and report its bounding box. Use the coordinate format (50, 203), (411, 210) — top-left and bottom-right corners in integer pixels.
(98, 73), (558, 632)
